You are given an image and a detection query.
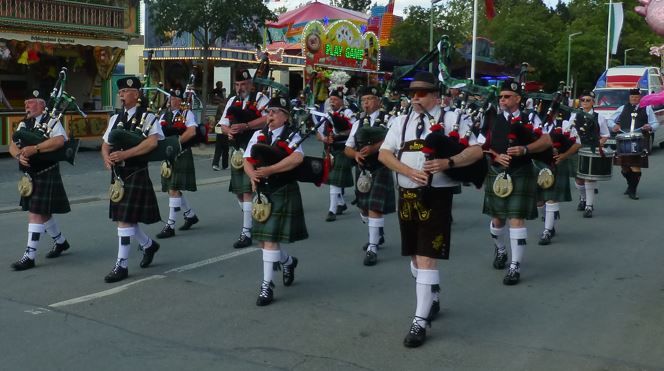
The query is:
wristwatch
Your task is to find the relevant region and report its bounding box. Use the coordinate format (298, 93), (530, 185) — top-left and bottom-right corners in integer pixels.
(448, 157), (455, 168)
(35, 144), (41, 154)
(522, 146), (529, 155)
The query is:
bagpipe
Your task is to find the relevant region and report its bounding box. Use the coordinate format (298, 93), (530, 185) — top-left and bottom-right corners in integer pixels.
(326, 110), (354, 151)
(354, 110), (390, 170)
(13, 68), (83, 167)
(108, 52), (180, 163)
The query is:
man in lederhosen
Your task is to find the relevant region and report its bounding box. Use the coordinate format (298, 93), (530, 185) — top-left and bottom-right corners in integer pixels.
(101, 77), (162, 283)
(379, 72), (483, 348)
(155, 88), (200, 239)
(344, 85), (395, 266)
(536, 110), (581, 245)
(610, 88), (659, 200)
(479, 79), (551, 286)
(317, 88), (355, 221)
(569, 91), (610, 217)
(8, 91), (72, 270)
(244, 97), (306, 306)
(217, 70), (269, 248)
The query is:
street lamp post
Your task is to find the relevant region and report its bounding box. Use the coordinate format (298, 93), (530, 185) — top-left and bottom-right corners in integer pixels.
(624, 48), (634, 65)
(567, 32), (583, 88)
(429, 0), (442, 72)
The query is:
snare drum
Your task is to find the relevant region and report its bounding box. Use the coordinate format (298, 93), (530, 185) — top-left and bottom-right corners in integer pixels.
(577, 148), (613, 181)
(615, 132), (647, 156)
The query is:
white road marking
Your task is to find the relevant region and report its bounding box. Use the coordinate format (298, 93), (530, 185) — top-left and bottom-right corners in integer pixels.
(24, 307), (51, 315)
(164, 247), (260, 274)
(48, 275), (166, 308)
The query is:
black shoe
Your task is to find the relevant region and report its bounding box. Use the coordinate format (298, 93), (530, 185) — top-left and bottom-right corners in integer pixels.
(628, 191), (639, 200)
(46, 240), (70, 259)
(256, 281), (275, 306)
(139, 241), (160, 268)
(156, 225), (175, 239)
(577, 200), (586, 211)
(11, 255), (35, 271)
(429, 300), (440, 321)
(583, 206), (593, 218)
(104, 263), (128, 283)
(363, 236), (386, 251)
(503, 264), (520, 286)
(179, 215), (199, 230)
(493, 247), (508, 269)
(550, 227), (556, 238)
(594, 188), (599, 194)
(538, 229), (553, 245)
(325, 212), (336, 222)
(363, 250), (377, 266)
(403, 318), (427, 348)
(336, 204), (347, 215)
(282, 257), (298, 287)
(233, 233), (252, 249)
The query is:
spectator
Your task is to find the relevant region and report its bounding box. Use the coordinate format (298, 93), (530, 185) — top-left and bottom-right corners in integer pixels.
(210, 81), (226, 105)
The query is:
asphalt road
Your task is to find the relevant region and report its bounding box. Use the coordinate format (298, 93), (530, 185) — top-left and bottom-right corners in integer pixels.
(0, 143), (663, 370)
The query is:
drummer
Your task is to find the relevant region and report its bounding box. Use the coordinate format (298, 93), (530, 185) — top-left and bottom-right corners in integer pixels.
(568, 91), (610, 218)
(609, 88), (659, 200)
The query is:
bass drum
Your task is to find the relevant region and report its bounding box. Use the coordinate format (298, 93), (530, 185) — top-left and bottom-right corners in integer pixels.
(577, 148), (613, 181)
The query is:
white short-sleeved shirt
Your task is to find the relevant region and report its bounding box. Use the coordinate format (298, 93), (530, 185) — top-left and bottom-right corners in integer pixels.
(33, 114), (68, 140)
(217, 93), (269, 127)
(477, 109), (543, 145)
(317, 108), (355, 136)
(345, 110), (381, 148)
(380, 105), (478, 189)
(244, 125), (304, 158)
(569, 109), (610, 138)
(102, 106), (165, 144)
(160, 109), (197, 128)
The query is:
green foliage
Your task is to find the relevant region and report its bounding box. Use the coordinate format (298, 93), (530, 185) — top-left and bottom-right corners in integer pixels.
(331, 0), (372, 13)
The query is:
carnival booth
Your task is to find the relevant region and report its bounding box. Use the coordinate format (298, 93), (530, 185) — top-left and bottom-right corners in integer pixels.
(301, 19), (381, 104)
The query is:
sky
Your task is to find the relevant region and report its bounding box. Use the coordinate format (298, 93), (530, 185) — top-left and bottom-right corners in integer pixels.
(266, 0), (569, 18)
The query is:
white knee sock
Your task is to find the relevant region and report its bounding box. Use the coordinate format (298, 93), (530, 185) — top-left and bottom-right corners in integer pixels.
(490, 221), (506, 253)
(359, 212), (368, 224)
(410, 260), (418, 279)
(43, 218), (66, 244)
(544, 203), (559, 231)
(25, 223), (45, 259)
(242, 202), (253, 237)
(117, 226), (135, 268)
(585, 182), (595, 207)
(575, 182), (586, 201)
(509, 227), (527, 269)
(181, 194), (196, 218)
(367, 217), (383, 253)
(337, 191), (346, 206)
(134, 225), (152, 249)
(168, 197), (181, 227)
(414, 268), (439, 326)
(262, 249), (281, 283)
(279, 246), (292, 265)
(329, 186), (341, 213)
(537, 205), (544, 219)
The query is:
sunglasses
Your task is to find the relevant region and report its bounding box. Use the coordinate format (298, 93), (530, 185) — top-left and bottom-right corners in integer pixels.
(580, 98), (593, 102)
(409, 91), (432, 98)
(499, 94), (516, 99)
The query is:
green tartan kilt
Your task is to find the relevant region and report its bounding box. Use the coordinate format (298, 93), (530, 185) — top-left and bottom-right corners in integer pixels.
(20, 164), (71, 215)
(229, 165), (252, 195)
(253, 182), (308, 243)
(483, 164), (538, 220)
(326, 149), (354, 187)
(162, 148), (197, 192)
(535, 160), (572, 202)
(355, 166), (396, 214)
(109, 165), (161, 224)
(568, 153), (579, 178)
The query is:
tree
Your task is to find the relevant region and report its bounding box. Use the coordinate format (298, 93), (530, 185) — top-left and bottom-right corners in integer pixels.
(145, 0), (275, 108)
(331, 0), (372, 13)
(274, 6), (288, 15)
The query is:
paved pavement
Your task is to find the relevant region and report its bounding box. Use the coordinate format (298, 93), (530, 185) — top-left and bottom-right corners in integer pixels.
(0, 144), (663, 370)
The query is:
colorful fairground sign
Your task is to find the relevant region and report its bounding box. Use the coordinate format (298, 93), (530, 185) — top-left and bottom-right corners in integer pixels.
(301, 19), (380, 76)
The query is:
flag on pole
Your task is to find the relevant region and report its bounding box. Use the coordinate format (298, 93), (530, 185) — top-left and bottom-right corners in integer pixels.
(485, 0), (495, 20)
(608, 2), (623, 55)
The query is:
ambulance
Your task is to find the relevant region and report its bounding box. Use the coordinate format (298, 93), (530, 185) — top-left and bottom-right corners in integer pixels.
(593, 66), (664, 149)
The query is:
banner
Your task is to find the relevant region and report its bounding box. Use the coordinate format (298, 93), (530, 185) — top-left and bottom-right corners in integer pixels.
(608, 2), (623, 55)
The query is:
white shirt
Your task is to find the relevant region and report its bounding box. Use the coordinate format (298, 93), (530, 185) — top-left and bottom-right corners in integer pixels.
(608, 104), (659, 132)
(244, 125), (304, 158)
(33, 114), (68, 140)
(160, 109), (197, 128)
(217, 92), (269, 127)
(102, 106), (165, 144)
(345, 110), (381, 148)
(380, 105), (478, 189)
(568, 109), (610, 138)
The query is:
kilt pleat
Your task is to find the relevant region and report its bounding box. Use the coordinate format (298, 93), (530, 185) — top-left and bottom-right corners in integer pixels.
(253, 182), (308, 243)
(326, 149), (354, 187)
(229, 165), (252, 194)
(162, 148), (197, 192)
(535, 160), (572, 202)
(483, 164), (538, 220)
(109, 166), (161, 224)
(355, 166), (396, 214)
(568, 153), (579, 178)
(20, 164), (71, 214)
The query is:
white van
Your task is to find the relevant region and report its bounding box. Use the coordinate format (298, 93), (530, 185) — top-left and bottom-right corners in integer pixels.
(593, 65), (664, 149)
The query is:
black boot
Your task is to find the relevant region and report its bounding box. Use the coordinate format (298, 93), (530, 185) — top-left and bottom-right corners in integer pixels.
(11, 253), (35, 271)
(282, 257), (298, 286)
(628, 172), (641, 200)
(139, 241), (160, 268)
(46, 240), (70, 259)
(256, 281), (275, 306)
(156, 225), (175, 239)
(403, 317), (428, 348)
(104, 261), (128, 283)
(179, 215), (199, 230)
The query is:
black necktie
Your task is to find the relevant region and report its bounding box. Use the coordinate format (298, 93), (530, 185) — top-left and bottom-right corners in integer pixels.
(416, 114), (425, 139)
(267, 130), (274, 144)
